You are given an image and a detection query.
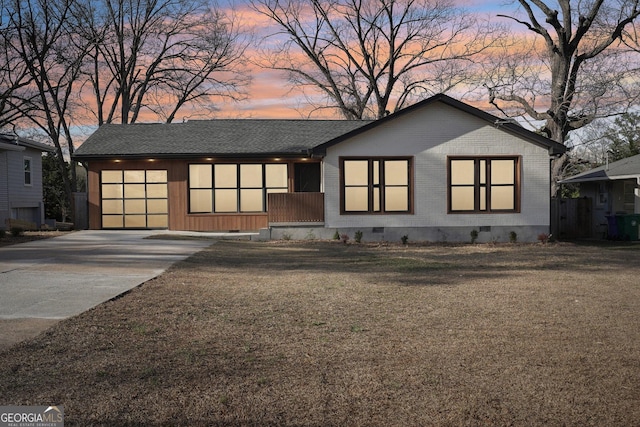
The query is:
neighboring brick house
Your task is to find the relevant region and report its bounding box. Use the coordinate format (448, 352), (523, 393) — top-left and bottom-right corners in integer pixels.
(0, 134), (55, 229)
(73, 94), (566, 242)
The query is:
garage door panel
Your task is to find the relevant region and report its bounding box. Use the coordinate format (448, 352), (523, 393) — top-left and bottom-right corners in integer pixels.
(102, 184), (123, 199)
(101, 169), (168, 229)
(147, 170), (167, 183)
(147, 199), (168, 214)
(103, 199), (123, 214)
(147, 183), (167, 198)
(124, 199), (146, 214)
(124, 170), (145, 183)
(102, 215), (124, 228)
(147, 215), (168, 228)
(124, 184), (146, 199)
(102, 171), (123, 183)
(124, 215), (147, 228)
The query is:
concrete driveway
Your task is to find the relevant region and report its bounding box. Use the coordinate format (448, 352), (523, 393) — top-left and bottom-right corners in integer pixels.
(0, 230), (215, 349)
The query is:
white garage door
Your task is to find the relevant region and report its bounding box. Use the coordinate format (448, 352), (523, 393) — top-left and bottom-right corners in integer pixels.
(101, 169), (168, 229)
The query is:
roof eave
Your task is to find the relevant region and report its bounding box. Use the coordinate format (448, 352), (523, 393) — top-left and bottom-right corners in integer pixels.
(0, 138), (55, 153)
(26, 142), (56, 153)
(560, 173), (640, 184)
(72, 151), (319, 161)
(0, 141), (26, 152)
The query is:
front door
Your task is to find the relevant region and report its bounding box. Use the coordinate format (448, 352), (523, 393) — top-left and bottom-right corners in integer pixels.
(294, 162), (321, 192)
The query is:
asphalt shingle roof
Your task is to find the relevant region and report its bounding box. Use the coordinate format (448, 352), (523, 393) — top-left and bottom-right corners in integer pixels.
(561, 153), (640, 183)
(73, 94), (566, 160)
(73, 119), (372, 159)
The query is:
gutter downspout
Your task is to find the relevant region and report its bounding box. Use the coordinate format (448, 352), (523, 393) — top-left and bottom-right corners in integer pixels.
(550, 150), (565, 239)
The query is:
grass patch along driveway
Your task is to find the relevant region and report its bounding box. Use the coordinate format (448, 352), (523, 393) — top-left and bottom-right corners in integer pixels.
(1, 240), (639, 426)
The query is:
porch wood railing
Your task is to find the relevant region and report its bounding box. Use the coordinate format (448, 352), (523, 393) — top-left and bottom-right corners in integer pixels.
(268, 192), (324, 223)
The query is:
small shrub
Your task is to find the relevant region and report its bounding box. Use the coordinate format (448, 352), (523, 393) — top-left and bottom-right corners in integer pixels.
(96, 370), (109, 379)
(354, 230), (363, 243)
(509, 231), (518, 243)
(304, 230), (316, 240)
(537, 233), (550, 244)
(0, 229), (6, 239)
(340, 233), (350, 244)
(282, 232), (292, 241)
(10, 227), (24, 237)
(333, 230), (340, 240)
(401, 235), (409, 245)
(138, 366), (158, 380)
(470, 229), (479, 244)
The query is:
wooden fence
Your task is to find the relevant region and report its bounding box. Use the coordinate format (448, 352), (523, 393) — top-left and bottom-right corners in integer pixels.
(551, 197), (592, 239)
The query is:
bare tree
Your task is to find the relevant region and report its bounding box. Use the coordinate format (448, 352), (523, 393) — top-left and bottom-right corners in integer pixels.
(0, 0), (249, 223)
(252, 0), (500, 119)
(0, 18), (37, 130)
(0, 0), (86, 210)
(72, 0), (249, 125)
(484, 0), (640, 193)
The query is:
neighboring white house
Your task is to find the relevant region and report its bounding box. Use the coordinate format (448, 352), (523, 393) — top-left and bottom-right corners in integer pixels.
(560, 154), (640, 240)
(0, 134), (55, 229)
(73, 94), (566, 242)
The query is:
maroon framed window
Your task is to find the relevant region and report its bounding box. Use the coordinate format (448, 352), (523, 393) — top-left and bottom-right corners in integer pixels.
(448, 156), (521, 213)
(341, 157), (413, 214)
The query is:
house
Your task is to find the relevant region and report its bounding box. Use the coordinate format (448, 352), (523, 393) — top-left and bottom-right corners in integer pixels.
(0, 134), (55, 229)
(560, 154), (640, 239)
(72, 94), (566, 242)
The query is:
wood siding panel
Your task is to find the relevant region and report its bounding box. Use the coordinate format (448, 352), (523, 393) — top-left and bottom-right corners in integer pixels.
(88, 158), (284, 231)
(168, 161), (187, 230)
(180, 213), (268, 231)
(169, 160), (268, 231)
(88, 167), (101, 229)
(268, 192), (324, 223)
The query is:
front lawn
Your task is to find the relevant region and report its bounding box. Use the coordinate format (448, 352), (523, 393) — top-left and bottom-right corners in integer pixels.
(1, 240), (639, 426)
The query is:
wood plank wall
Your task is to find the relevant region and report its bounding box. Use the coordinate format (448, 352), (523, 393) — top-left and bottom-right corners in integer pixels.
(87, 158), (304, 231)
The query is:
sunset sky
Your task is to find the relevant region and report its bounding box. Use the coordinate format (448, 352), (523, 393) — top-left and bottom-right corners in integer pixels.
(205, 0), (515, 120)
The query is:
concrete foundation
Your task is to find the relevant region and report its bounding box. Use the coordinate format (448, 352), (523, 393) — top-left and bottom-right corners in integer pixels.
(263, 225), (551, 244)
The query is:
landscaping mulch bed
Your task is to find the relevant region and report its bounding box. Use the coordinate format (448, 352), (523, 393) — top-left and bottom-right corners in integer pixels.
(0, 230), (70, 247)
(1, 240), (639, 426)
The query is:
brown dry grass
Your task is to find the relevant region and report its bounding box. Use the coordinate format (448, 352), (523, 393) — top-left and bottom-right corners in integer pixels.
(1, 240), (639, 426)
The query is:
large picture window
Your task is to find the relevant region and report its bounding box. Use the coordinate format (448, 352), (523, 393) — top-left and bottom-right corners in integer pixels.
(341, 158), (412, 214)
(189, 163), (288, 213)
(448, 157), (520, 213)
